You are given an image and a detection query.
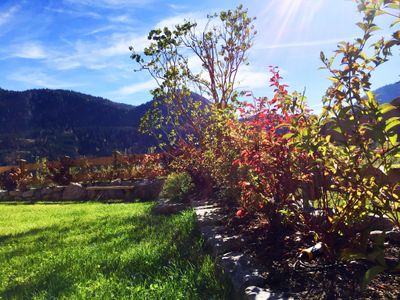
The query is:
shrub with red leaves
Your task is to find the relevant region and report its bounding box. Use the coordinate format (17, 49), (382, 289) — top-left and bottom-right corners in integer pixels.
(230, 67), (313, 232)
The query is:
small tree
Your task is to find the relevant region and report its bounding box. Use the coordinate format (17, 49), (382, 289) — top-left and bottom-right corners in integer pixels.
(130, 5), (256, 150)
(130, 5), (256, 195)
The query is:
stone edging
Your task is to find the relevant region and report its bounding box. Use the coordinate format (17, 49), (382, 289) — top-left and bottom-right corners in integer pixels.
(0, 179), (164, 202)
(190, 198), (292, 300)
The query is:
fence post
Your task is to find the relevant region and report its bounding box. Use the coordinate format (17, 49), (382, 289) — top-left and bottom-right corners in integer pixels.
(18, 159), (27, 172)
(113, 151), (121, 169)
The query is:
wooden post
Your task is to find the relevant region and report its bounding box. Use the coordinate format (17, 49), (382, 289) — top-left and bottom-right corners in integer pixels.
(112, 151), (120, 168)
(18, 159), (27, 172)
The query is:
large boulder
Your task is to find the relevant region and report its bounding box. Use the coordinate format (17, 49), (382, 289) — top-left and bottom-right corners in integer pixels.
(0, 190), (8, 200)
(62, 183), (86, 200)
(105, 189), (125, 200)
(356, 215), (394, 232)
(9, 190), (23, 200)
(41, 186), (64, 200)
(152, 199), (187, 215)
(133, 179), (164, 201)
(22, 189), (35, 199)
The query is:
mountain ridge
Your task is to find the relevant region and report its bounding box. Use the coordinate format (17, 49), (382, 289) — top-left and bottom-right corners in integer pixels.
(374, 81), (400, 103)
(0, 81), (398, 165)
(0, 88), (155, 165)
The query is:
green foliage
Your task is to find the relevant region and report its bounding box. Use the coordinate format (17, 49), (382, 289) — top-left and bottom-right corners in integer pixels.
(280, 1), (400, 287)
(0, 203), (230, 299)
(130, 2), (399, 289)
(131, 5), (256, 150)
(161, 172), (194, 202)
(130, 5), (257, 201)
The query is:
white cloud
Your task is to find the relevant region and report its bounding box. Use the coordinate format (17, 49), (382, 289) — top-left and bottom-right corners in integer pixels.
(84, 25), (118, 36)
(9, 70), (80, 89)
(0, 42), (47, 60)
(168, 4), (187, 11)
(12, 42), (47, 59)
(0, 5), (19, 28)
(1, 7), (214, 91)
(114, 80), (156, 96)
(63, 0), (154, 8)
(46, 33), (147, 70)
(108, 15), (131, 23)
(155, 12), (208, 30)
(45, 7), (101, 19)
(236, 66), (268, 90)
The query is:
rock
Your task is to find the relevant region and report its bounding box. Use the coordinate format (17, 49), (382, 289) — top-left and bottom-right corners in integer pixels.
(110, 179), (122, 185)
(387, 230), (400, 243)
(133, 179), (164, 201)
(368, 230), (400, 244)
(204, 231), (250, 256)
(356, 215), (394, 232)
(244, 286), (290, 300)
(152, 200), (187, 215)
(9, 190), (23, 198)
(0, 190), (8, 200)
(62, 183), (86, 200)
(105, 189), (125, 200)
(22, 189), (35, 199)
(369, 230), (384, 239)
(217, 252), (266, 294)
(367, 215), (394, 231)
(41, 187), (53, 196)
(121, 180), (135, 186)
(194, 204), (226, 226)
(87, 189), (100, 200)
(53, 186), (65, 192)
(199, 225), (225, 241)
(51, 191), (63, 201)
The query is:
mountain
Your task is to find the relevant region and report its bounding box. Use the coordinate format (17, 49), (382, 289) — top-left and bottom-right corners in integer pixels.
(0, 87), (209, 166)
(374, 81), (400, 103)
(0, 88), (157, 165)
(0, 81), (397, 166)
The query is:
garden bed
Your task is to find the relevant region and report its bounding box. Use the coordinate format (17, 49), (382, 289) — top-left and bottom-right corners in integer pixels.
(226, 206), (400, 299)
(192, 195), (400, 299)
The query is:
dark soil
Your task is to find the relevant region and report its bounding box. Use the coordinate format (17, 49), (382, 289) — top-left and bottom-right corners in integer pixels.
(222, 206), (400, 299)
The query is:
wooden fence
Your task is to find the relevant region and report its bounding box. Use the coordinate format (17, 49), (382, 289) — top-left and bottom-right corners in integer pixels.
(0, 152), (159, 174)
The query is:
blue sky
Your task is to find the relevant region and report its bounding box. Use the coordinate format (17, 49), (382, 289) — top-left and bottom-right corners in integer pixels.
(0, 0), (399, 110)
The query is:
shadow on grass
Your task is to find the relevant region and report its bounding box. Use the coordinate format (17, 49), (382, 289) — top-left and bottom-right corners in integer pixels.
(2, 268), (75, 300)
(0, 205), (231, 299)
(0, 199), (143, 205)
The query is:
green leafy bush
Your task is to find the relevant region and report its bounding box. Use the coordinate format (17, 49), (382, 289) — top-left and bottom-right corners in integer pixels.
(161, 172), (194, 202)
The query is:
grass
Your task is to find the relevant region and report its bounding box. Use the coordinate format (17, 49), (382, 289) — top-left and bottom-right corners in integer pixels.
(0, 202), (230, 299)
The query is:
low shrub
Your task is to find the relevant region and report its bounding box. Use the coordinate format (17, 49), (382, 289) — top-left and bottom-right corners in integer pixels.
(160, 172), (194, 202)
(0, 167), (33, 191)
(46, 156), (73, 186)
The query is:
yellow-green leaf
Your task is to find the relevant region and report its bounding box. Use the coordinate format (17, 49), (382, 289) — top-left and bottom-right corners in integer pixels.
(380, 103), (397, 114)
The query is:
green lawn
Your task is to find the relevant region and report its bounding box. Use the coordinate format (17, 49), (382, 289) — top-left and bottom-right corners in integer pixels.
(0, 202), (229, 299)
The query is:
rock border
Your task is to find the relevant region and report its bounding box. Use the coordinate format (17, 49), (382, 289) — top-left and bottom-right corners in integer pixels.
(0, 179), (164, 202)
(190, 198), (294, 300)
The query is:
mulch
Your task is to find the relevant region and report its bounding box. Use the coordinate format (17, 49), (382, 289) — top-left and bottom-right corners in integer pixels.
(222, 206), (400, 299)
